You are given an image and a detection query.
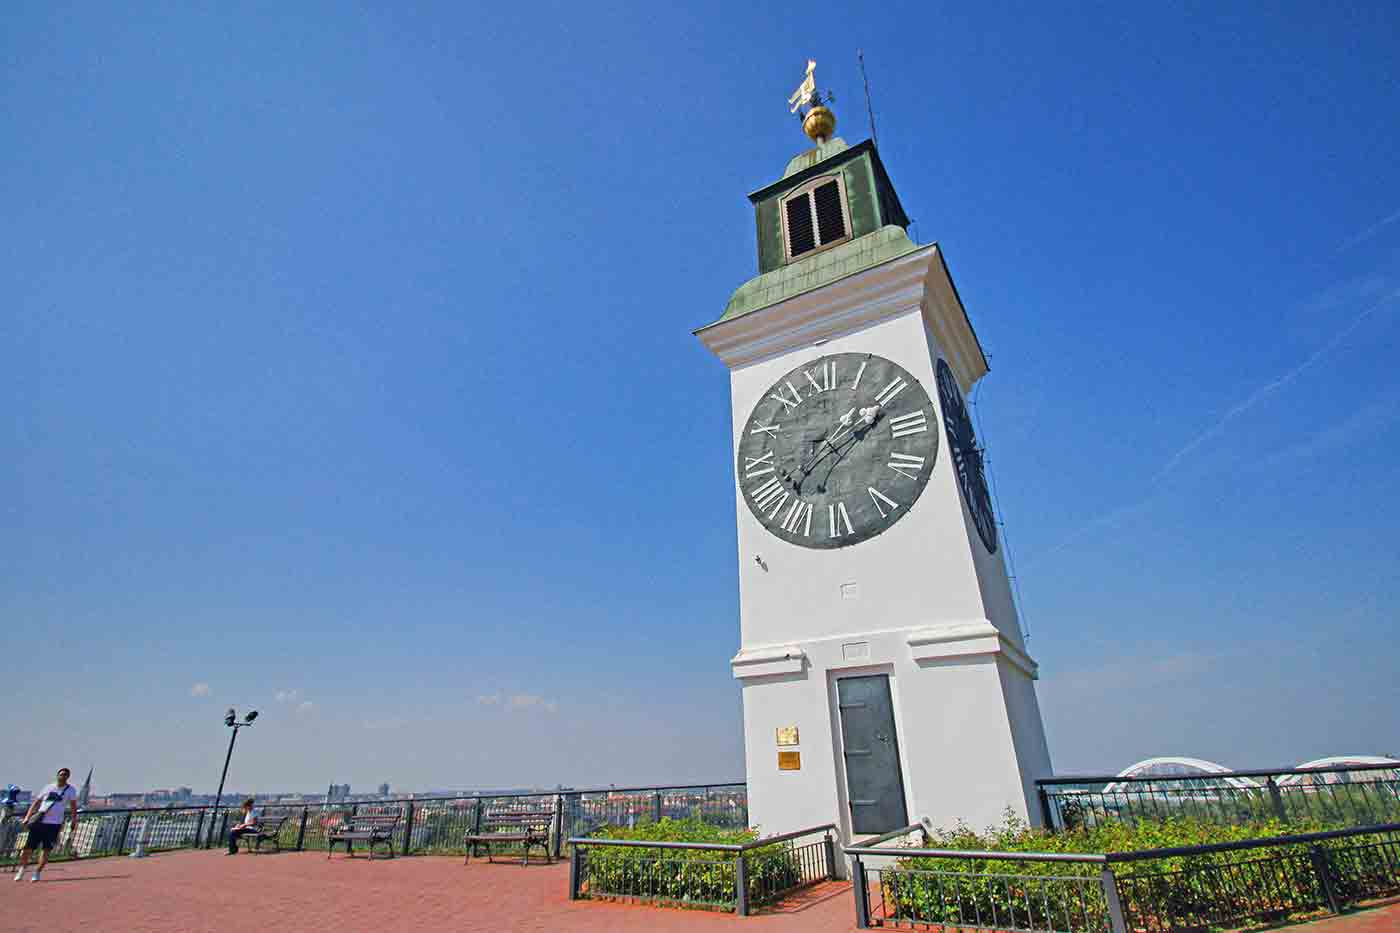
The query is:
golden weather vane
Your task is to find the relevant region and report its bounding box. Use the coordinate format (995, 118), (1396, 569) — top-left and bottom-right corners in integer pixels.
(787, 59), (836, 144)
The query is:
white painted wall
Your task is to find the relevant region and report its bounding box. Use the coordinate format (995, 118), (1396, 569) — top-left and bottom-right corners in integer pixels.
(701, 247), (1053, 843)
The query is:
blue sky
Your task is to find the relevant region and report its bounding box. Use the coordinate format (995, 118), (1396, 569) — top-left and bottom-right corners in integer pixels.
(3, 2), (1398, 795)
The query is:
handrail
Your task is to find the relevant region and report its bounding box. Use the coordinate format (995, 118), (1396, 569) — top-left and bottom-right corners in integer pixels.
(844, 820), (1400, 864)
(853, 823), (923, 848)
(845, 843), (1108, 864)
(1038, 763), (1400, 786)
(739, 822), (835, 850)
(569, 822), (836, 854)
(568, 837), (742, 852)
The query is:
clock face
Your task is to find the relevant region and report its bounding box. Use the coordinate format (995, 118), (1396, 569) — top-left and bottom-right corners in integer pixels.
(736, 352), (938, 549)
(936, 358), (998, 553)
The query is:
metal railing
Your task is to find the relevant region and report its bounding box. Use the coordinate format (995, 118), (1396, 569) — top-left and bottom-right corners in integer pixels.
(1, 804), (231, 866)
(1, 781), (747, 866)
(1037, 763), (1400, 831)
(568, 823), (837, 916)
(845, 821), (1400, 931)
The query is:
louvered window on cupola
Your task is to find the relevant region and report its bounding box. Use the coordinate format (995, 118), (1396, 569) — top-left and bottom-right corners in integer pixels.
(781, 175), (851, 262)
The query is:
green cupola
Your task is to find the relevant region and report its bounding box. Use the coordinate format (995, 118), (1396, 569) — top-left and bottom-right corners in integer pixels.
(712, 137), (920, 324)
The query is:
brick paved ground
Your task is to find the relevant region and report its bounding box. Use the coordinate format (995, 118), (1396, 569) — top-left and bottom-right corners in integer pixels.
(0, 849), (855, 932)
(2, 850), (1397, 932)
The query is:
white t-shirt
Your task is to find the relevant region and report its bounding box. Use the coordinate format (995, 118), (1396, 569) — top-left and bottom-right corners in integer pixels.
(35, 783), (76, 825)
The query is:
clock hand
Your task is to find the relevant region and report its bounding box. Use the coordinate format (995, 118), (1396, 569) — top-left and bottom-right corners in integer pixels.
(793, 404), (886, 485)
(795, 408), (857, 478)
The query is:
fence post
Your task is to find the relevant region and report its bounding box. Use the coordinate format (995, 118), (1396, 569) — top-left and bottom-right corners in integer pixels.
(823, 832), (837, 880)
(734, 851), (750, 916)
(218, 811), (229, 850)
(568, 844), (583, 900)
(471, 796), (484, 836)
(653, 791), (662, 824)
(402, 801), (416, 856)
(551, 795), (564, 861)
(1267, 777), (1288, 823)
(1038, 786), (1056, 831)
(1309, 844), (1342, 915)
(296, 807), (309, 851)
(192, 810), (206, 852)
(1100, 866), (1128, 933)
(115, 812), (132, 855)
(851, 856), (871, 929)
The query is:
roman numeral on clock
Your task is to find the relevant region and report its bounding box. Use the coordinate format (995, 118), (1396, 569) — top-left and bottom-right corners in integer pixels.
(779, 499), (813, 536)
(744, 451), (775, 479)
(888, 452), (925, 480)
(750, 423), (779, 438)
(875, 377), (908, 407)
(750, 477), (789, 520)
(828, 502), (854, 538)
(888, 410), (928, 438)
(867, 486), (899, 519)
(851, 359), (868, 391)
(769, 381), (803, 412)
(803, 360), (836, 395)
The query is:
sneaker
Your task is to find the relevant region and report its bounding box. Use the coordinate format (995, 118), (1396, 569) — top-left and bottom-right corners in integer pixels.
(30, 872), (40, 882)
(12, 868), (21, 882)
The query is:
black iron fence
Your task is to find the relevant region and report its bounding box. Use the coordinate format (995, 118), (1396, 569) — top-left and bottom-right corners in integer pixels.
(1, 782), (747, 867)
(845, 822), (1400, 931)
(1037, 763), (1400, 832)
(568, 823), (837, 916)
(0, 804), (230, 866)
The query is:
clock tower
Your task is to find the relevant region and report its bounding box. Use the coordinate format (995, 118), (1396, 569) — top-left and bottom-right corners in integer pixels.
(695, 71), (1052, 843)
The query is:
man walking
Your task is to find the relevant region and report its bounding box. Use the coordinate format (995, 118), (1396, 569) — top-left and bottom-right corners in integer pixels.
(14, 767), (79, 882)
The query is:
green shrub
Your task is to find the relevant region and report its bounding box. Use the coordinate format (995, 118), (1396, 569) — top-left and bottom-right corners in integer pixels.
(582, 818), (803, 910)
(885, 809), (1385, 931)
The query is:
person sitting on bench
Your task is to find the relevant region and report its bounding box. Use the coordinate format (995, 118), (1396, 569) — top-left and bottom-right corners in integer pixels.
(227, 799), (259, 855)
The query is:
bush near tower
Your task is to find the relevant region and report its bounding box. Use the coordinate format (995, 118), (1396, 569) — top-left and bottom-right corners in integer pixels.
(586, 818), (801, 909)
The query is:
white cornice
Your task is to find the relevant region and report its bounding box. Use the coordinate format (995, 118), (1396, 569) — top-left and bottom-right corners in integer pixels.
(697, 245), (989, 390)
(906, 620), (1039, 679)
(731, 645), (807, 680)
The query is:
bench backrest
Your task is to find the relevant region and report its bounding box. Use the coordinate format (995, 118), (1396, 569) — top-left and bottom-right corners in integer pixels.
(253, 815), (289, 831)
(348, 813), (401, 830)
(483, 810), (555, 830)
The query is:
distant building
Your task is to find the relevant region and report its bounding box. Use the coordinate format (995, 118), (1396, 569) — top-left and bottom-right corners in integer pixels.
(326, 783), (351, 803)
(378, 783), (390, 797)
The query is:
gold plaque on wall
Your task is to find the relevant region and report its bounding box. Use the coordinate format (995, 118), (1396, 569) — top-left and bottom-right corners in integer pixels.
(775, 726), (799, 747)
(778, 751), (801, 771)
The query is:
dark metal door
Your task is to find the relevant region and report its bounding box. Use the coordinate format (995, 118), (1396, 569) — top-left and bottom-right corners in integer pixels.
(837, 675), (909, 834)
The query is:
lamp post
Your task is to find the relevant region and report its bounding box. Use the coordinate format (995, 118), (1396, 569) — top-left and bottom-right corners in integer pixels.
(207, 708), (258, 850)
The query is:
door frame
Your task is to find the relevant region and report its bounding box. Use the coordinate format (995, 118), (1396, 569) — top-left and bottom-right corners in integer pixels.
(827, 664), (914, 841)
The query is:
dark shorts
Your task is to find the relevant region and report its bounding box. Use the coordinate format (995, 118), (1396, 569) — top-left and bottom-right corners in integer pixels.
(24, 821), (61, 851)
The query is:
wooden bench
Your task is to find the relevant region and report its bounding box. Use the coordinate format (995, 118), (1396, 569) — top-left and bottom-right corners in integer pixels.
(463, 809), (556, 866)
(238, 815), (289, 853)
(326, 811), (400, 860)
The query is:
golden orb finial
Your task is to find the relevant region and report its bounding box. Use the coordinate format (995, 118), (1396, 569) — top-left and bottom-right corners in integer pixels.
(803, 104), (836, 143)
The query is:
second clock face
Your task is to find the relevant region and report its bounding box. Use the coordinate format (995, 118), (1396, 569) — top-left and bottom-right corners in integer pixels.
(736, 352), (938, 549)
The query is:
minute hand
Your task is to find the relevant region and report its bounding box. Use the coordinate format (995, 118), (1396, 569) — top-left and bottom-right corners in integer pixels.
(796, 408), (857, 477)
(797, 404), (882, 477)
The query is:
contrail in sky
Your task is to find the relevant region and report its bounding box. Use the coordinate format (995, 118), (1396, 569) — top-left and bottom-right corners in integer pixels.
(1334, 207), (1400, 255)
(1029, 285), (1400, 565)
(1151, 287), (1400, 484)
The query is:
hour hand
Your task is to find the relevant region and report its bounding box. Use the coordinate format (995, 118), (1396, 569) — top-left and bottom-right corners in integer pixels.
(798, 408), (857, 476)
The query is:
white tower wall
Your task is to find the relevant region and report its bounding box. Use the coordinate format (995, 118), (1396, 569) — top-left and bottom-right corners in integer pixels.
(700, 244), (1052, 842)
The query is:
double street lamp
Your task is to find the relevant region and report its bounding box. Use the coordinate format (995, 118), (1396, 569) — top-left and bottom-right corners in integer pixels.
(211, 708), (258, 818)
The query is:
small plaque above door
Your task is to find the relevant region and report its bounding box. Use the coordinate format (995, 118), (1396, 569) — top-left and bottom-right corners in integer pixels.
(775, 726), (799, 747)
(777, 751), (801, 771)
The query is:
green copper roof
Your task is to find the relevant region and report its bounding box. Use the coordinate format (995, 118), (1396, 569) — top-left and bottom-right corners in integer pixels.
(781, 137), (850, 179)
(713, 224), (920, 324)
